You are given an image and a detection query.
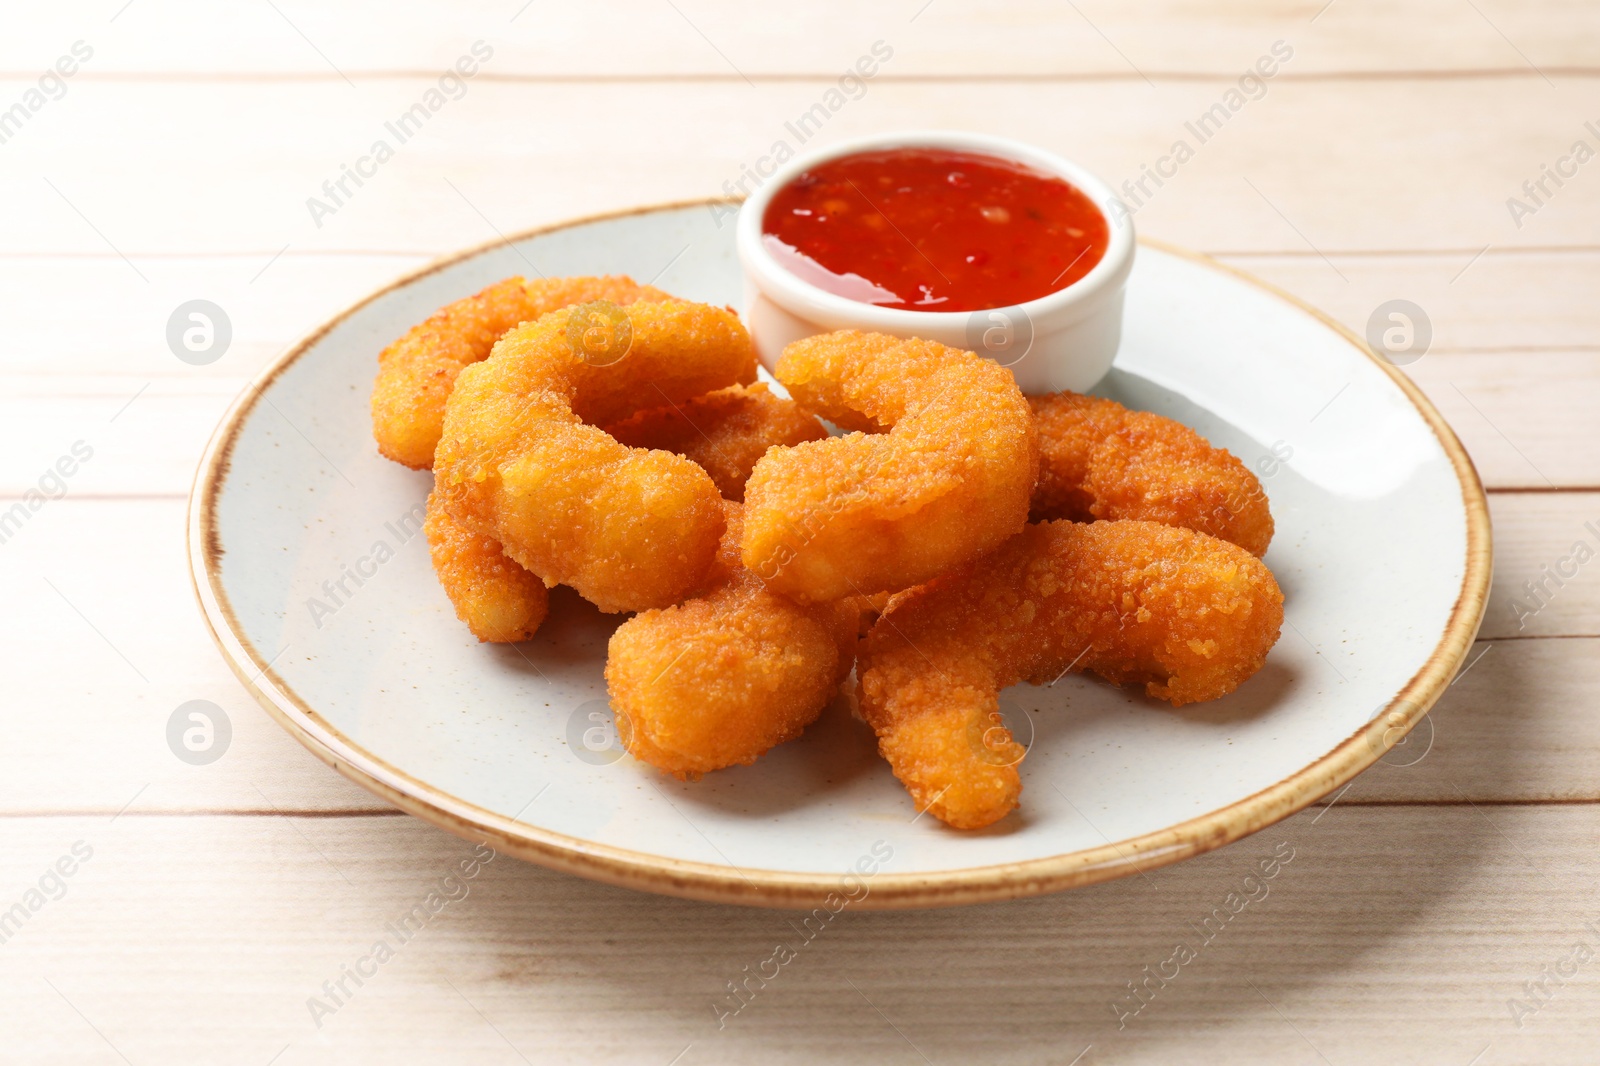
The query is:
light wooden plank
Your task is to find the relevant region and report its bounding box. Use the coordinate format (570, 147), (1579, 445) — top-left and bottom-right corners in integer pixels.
(7, 0), (1599, 77)
(1483, 492), (1600, 639)
(0, 253), (429, 379)
(1350, 636), (1600, 803)
(1, 78), (1598, 257)
(0, 497), (1592, 813)
(0, 497), (393, 814)
(0, 4), (1591, 1062)
(1406, 352), (1600, 490)
(0, 379), (239, 499)
(0, 804), (1595, 1063)
(1219, 250), (1600, 355)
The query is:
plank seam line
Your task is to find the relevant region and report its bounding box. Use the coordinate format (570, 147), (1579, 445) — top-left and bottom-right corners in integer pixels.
(7, 68), (1600, 84)
(0, 808), (406, 819)
(0, 493), (191, 502)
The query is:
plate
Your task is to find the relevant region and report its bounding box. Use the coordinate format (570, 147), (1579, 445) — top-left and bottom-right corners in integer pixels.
(188, 201), (1490, 909)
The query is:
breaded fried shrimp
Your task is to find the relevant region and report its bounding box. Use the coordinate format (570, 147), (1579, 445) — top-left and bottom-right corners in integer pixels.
(433, 300), (757, 614)
(425, 491), (548, 642)
(371, 275), (671, 469)
(430, 380), (818, 636)
(1030, 392), (1274, 556)
(857, 520), (1284, 829)
(742, 331), (1038, 603)
(605, 503), (859, 778)
(605, 382), (827, 501)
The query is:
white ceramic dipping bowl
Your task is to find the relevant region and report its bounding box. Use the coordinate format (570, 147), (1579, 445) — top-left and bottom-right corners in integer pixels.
(736, 130), (1136, 395)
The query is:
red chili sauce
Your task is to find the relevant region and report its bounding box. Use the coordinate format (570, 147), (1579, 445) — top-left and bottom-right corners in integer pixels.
(762, 147), (1109, 313)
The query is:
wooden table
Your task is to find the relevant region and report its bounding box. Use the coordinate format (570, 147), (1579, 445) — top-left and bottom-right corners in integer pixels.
(4, 2), (1596, 1062)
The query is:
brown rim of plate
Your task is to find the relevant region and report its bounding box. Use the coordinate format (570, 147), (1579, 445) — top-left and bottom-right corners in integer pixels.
(186, 199), (1492, 911)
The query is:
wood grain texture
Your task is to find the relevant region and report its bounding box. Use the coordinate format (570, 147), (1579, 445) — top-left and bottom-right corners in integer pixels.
(1406, 352), (1600, 489)
(1226, 251), (1600, 354)
(3, 1), (1596, 1061)
(2, 805), (1598, 1064)
(1, 78), (1597, 258)
(7, 0), (1599, 77)
(0, 495), (392, 814)
(1482, 493), (1600, 638)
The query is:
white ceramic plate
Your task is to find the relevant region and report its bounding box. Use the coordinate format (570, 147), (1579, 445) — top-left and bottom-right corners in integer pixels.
(189, 201), (1489, 909)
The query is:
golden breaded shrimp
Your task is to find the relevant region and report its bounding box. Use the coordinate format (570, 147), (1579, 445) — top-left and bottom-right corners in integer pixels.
(857, 520), (1284, 829)
(605, 382), (827, 502)
(424, 491), (548, 643)
(430, 381), (820, 637)
(741, 331), (1038, 603)
(433, 300), (757, 614)
(1030, 392), (1274, 556)
(371, 275), (671, 469)
(606, 503), (859, 779)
